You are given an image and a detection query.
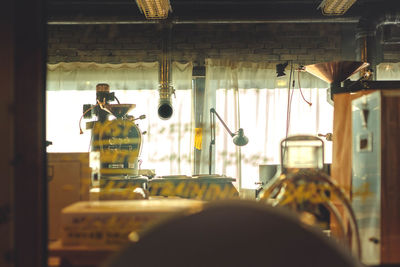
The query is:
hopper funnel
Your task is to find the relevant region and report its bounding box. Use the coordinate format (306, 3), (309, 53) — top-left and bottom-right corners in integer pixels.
(102, 104), (136, 118)
(304, 61), (369, 84)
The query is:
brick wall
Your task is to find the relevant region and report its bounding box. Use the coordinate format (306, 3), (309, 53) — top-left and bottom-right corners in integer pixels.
(48, 23), (345, 66)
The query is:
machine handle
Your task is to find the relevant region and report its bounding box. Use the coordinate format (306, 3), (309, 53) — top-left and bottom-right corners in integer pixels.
(318, 133), (333, 141)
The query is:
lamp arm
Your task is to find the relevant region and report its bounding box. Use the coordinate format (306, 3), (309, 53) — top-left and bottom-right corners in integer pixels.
(210, 108), (235, 137)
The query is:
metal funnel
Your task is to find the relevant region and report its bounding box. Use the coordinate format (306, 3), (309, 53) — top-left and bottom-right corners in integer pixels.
(102, 104), (136, 118)
(304, 61), (369, 84)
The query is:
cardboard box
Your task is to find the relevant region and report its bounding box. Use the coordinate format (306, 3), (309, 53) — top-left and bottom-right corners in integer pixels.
(60, 199), (204, 247)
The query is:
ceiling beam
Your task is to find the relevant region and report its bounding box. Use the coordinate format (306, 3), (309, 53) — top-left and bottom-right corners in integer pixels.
(47, 17), (359, 25)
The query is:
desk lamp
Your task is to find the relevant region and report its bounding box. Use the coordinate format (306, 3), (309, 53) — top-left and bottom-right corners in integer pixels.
(209, 108), (248, 175)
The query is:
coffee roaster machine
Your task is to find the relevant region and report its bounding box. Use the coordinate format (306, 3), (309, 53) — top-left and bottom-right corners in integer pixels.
(82, 83), (148, 197)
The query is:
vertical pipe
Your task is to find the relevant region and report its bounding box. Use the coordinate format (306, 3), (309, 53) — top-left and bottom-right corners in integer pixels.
(193, 75), (205, 175)
(158, 22), (174, 120)
(355, 16), (377, 80)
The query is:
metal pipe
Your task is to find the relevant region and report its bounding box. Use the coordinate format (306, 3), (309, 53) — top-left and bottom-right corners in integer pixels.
(375, 11), (400, 29)
(158, 22), (174, 120)
(172, 18), (359, 24)
(49, 0), (319, 5)
(355, 16), (378, 80)
(355, 11), (400, 80)
(47, 17), (360, 25)
(47, 20), (159, 25)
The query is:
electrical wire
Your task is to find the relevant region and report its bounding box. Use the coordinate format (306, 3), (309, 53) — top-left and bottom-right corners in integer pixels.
(298, 71), (312, 107)
(285, 87), (291, 140)
(79, 105), (97, 134)
(114, 95), (121, 104)
(282, 62), (294, 165)
(289, 83), (295, 132)
(285, 62), (294, 140)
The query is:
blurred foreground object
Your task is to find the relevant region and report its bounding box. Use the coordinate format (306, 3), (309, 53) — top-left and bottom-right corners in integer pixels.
(260, 169), (360, 258)
(60, 199), (204, 248)
(259, 135), (361, 258)
(104, 201), (362, 267)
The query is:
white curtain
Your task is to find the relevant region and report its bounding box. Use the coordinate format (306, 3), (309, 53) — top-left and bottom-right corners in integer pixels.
(201, 59), (333, 189)
(46, 61), (194, 176)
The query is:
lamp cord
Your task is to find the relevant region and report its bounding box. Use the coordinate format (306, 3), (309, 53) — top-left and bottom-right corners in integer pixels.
(283, 62), (294, 166)
(79, 104), (97, 134)
(285, 62), (294, 140)
(298, 71), (312, 106)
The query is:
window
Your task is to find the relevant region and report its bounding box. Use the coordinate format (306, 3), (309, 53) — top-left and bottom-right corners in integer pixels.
(46, 62), (193, 176)
(213, 88), (333, 189)
(203, 59), (333, 189)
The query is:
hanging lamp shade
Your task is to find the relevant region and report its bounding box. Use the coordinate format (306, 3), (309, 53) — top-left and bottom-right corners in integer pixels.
(304, 61), (369, 84)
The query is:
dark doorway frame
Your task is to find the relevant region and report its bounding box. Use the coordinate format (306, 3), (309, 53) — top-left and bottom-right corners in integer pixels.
(1, 0), (47, 266)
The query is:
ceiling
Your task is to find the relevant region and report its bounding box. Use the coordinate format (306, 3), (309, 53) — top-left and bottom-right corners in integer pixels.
(47, 0), (399, 24)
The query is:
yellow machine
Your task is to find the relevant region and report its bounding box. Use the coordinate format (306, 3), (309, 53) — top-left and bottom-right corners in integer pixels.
(82, 83), (147, 199)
